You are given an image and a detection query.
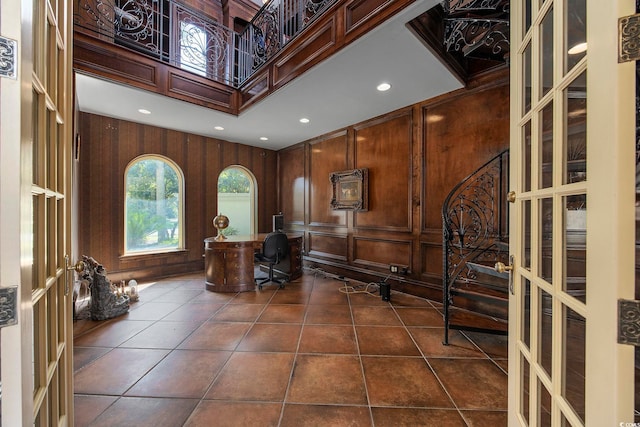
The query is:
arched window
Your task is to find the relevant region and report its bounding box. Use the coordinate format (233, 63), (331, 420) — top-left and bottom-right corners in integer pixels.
(124, 155), (184, 254)
(217, 166), (257, 236)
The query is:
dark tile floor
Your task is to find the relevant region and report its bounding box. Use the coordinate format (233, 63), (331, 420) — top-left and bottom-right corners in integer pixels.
(73, 271), (508, 426)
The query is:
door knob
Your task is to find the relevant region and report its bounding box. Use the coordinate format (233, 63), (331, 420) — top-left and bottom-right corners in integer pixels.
(507, 191), (516, 203)
(494, 261), (513, 273)
(495, 254), (515, 295)
(67, 260), (85, 273)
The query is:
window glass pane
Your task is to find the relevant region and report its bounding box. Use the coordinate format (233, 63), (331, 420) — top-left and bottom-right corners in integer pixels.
(564, 71), (587, 184)
(125, 157), (182, 253)
(217, 167), (253, 236)
(563, 194), (586, 303)
(541, 7), (554, 98)
(180, 22), (207, 76)
(565, 0), (586, 74)
(563, 304), (586, 423)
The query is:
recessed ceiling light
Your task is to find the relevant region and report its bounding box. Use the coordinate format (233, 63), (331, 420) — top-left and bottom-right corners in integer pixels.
(260, 137), (269, 141)
(377, 82), (391, 92)
(138, 108), (151, 114)
(299, 118), (310, 124)
(214, 126), (224, 130)
(568, 42), (587, 55)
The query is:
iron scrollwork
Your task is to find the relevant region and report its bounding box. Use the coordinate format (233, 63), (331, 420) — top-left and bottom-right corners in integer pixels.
(444, 18), (510, 59)
(0, 36), (17, 79)
(173, 4), (233, 81)
(442, 151), (509, 344)
(77, 0), (160, 54)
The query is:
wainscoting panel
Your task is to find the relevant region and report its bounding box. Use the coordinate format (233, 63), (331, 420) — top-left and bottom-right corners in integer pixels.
(353, 237), (411, 269)
(307, 232), (348, 261)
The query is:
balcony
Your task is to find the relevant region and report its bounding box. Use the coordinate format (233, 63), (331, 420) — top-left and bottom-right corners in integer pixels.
(73, 0), (466, 149)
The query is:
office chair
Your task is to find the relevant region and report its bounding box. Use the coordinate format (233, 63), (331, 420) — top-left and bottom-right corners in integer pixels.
(254, 231), (289, 289)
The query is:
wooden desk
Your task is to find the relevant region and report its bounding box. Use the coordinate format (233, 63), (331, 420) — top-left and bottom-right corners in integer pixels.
(204, 234), (302, 292)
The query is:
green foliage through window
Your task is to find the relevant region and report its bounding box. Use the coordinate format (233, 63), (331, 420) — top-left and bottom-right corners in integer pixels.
(125, 157), (182, 253)
(217, 168), (251, 193)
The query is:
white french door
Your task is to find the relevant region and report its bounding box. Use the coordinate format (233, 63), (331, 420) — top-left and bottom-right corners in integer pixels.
(0, 0), (74, 424)
(509, 0), (636, 425)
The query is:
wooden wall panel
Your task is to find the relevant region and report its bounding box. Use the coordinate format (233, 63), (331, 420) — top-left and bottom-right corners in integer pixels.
(273, 18), (336, 88)
(78, 112), (277, 282)
(354, 111), (412, 231)
(280, 70), (509, 301)
(308, 232), (348, 261)
(353, 237), (411, 269)
(344, 0), (393, 32)
(168, 71), (235, 108)
(309, 133), (349, 227)
(423, 83), (510, 231)
(183, 0), (223, 22)
(278, 145), (306, 225)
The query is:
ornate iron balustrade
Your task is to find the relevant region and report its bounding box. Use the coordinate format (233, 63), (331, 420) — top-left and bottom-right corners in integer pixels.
(444, 18), (509, 60)
(237, 0), (338, 84)
(74, 0), (235, 85)
(74, 0), (337, 87)
(442, 150), (509, 340)
(441, 0), (507, 15)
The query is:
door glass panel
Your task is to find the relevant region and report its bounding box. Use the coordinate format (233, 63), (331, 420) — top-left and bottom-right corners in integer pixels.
(565, 0), (587, 74)
(564, 194), (586, 302)
(539, 379), (552, 427)
(541, 7), (554, 98)
(524, 121), (532, 192)
(524, 199), (532, 269)
(563, 304), (586, 423)
(540, 198), (553, 283)
(634, 34), (640, 423)
(524, 42), (532, 114)
(525, 0), (532, 35)
(31, 0), (72, 422)
(523, 278), (531, 348)
(540, 288), (553, 378)
(521, 354), (531, 423)
(541, 103), (554, 189)
(565, 71), (587, 184)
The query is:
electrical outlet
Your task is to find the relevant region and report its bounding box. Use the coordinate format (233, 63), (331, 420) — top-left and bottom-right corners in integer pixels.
(389, 265), (399, 273)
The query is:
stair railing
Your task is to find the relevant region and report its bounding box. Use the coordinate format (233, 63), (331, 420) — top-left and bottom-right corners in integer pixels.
(442, 149), (509, 343)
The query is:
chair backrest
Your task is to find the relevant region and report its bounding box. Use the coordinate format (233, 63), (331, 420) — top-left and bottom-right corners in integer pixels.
(262, 232), (289, 261)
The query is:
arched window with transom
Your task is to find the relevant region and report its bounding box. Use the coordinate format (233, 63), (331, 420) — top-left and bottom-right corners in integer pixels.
(124, 155), (184, 254)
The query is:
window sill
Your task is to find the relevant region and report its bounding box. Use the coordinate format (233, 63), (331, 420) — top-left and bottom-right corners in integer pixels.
(119, 249), (190, 262)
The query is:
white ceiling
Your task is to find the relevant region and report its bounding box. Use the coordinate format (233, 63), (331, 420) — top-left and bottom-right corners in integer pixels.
(75, 0), (462, 151)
